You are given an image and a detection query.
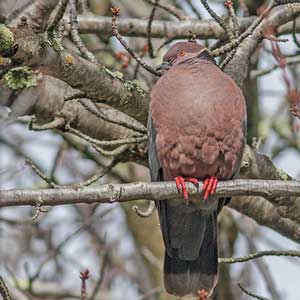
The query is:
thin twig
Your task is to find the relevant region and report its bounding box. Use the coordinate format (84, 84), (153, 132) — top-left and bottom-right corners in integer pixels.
(220, 249), (300, 263)
(0, 277), (12, 300)
(245, 235), (281, 300)
(25, 159), (59, 188)
(66, 124), (148, 147)
(212, 0), (276, 57)
(224, 1), (239, 38)
(144, 0), (187, 20)
(292, 17), (300, 48)
(65, 92), (87, 101)
(133, 201), (156, 217)
(50, 141), (67, 180)
(185, 0), (202, 19)
(72, 159), (119, 188)
(147, 0), (159, 58)
(269, 33), (300, 118)
(238, 284), (271, 300)
(211, 35), (250, 57)
(93, 144), (129, 157)
(29, 117), (65, 131)
(47, 0), (69, 32)
(80, 270), (90, 300)
(251, 55), (300, 78)
(69, 0), (97, 63)
(28, 211), (112, 283)
(219, 49), (237, 69)
(200, 0), (234, 40)
(111, 7), (161, 76)
(26, 157), (118, 189)
(90, 253), (109, 300)
(78, 98), (147, 134)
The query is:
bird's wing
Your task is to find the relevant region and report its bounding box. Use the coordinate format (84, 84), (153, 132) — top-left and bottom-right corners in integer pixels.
(147, 114), (161, 182)
(147, 113), (172, 253)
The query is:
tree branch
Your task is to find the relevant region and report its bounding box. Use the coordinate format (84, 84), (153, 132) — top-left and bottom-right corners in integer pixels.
(224, 3), (300, 87)
(75, 15), (300, 40)
(2, 179), (300, 208)
(8, 0), (60, 33)
(8, 25), (150, 125)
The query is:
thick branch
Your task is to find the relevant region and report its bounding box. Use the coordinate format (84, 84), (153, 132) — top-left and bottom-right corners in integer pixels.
(76, 15), (255, 39)
(2, 179), (300, 207)
(76, 15), (300, 39)
(224, 4), (300, 87)
(8, 0), (60, 33)
(9, 25), (149, 125)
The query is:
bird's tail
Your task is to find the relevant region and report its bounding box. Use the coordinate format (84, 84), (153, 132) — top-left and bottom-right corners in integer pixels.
(163, 210), (218, 297)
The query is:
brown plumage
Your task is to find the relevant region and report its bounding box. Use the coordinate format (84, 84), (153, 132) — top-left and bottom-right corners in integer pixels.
(148, 42), (246, 297)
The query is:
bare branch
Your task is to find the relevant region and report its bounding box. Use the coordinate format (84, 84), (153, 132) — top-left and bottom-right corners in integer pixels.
(69, 0), (97, 63)
(2, 179), (300, 208)
(76, 15), (255, 39)
(144, 0), (187, 20)
(47, 0), (69, 32)
(0, 277), (12, 300)
(111, 7), (160, 76)
(251, 55), (300, 78)
(7, 26), (149, 125)
(229, 196), (300, 243)
(8, 0), (60, 32)
(238, 284), (270, 300)
(224, 3), (300, 87)
(133, 201), (156, 217)
(75, 14), (300, 40)
(220, 249), (300, 263)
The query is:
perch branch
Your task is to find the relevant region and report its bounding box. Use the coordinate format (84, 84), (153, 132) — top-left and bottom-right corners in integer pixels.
(2, 179), (300, 207)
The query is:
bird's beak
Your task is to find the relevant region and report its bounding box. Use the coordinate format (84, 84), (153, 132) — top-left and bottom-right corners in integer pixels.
(156, 60), (171, 72)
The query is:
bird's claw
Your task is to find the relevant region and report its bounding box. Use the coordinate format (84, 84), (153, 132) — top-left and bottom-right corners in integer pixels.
(175, 176), (199, 201)
(202, 176), (218, 200)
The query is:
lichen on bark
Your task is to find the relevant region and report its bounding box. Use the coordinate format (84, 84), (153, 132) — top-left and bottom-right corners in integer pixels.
(4, 66), (37, 90)
(0, 24), (14, 55)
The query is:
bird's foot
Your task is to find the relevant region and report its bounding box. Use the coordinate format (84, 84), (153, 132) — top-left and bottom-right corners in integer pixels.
(175, 176), (199, 201)
(202, 176), (218, 200)
(197, 289), (208, 300)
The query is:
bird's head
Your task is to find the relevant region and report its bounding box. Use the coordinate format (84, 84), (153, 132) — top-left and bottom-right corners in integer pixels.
(156, 42), (215, 72)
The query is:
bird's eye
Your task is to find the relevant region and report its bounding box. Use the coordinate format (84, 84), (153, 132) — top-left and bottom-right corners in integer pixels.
(178, 50), (185, 57)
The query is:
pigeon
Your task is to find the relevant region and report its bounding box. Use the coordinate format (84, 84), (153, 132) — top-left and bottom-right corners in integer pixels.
(148, 41), (246, 298)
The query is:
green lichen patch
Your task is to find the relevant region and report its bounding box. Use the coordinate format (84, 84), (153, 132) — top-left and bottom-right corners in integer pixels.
(41, 32), (64, 53)
(124, 79), (146, 97)
(4, 66), (37, 90)
(275, 166), (290, 181)
(104, 68), (124, 81)
(104, 68), (146, 98)
(0, 24), (14, 54)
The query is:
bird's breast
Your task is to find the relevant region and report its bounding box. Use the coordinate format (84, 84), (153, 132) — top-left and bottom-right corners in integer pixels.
(150, 61), (246, 181)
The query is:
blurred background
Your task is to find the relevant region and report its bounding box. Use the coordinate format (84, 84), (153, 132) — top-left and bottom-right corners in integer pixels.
(1, 0), (300, 299)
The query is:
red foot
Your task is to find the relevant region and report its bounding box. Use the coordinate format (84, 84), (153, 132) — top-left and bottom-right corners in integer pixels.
(198, 289), (208, 300)
(202, 176), (218, 200)
(175, 176), (199, 200)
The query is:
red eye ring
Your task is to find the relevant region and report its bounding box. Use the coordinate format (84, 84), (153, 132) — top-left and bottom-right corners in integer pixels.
(178, 50), (185, 57)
